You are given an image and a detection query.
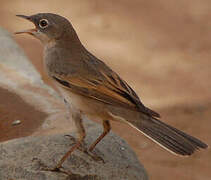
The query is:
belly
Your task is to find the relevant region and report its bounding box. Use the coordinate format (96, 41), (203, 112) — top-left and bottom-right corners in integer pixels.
(58, 86), (109, 119)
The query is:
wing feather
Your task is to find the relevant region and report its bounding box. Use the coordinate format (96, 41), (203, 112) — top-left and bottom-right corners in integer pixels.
(52, 66), (160, 118)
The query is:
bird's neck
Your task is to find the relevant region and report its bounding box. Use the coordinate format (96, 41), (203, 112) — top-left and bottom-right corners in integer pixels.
(45, 30), (84, 53)
(43, 30), (87, 65)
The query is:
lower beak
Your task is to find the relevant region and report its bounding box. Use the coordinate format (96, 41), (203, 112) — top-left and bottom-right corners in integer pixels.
(15, 28), (37, 35)
(15, 15), (37, 35)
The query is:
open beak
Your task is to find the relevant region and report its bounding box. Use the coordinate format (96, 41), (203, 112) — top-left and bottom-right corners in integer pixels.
(15, 15), (37, 35)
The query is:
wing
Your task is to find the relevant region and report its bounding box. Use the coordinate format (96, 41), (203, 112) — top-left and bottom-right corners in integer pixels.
(52, 59), (160, 118)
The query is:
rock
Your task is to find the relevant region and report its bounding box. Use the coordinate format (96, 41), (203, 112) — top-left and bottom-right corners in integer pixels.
(12, 120), (21, 126)
(0, 120), (148, 180)
(0, 27), (148, 179)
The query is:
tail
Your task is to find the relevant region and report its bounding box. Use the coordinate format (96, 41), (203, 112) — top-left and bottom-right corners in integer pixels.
(129, 116), (208, 156)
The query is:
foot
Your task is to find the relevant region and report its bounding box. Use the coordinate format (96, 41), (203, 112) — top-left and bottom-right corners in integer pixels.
(84, 149), (105, 163)
(33, 157), (72, 175)
(43, 166), (72, 176)
(64, 135), (105, 163)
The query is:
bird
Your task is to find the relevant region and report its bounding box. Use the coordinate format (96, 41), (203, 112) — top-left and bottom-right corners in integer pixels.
(15, 13), (208, 170)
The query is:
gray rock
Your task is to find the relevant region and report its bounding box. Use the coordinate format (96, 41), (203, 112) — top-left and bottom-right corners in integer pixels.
(0, 120), (148, 180)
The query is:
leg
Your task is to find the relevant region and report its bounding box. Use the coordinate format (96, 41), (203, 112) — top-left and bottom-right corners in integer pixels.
(55, 112), (85, 169)
(89, 120), (111, 152)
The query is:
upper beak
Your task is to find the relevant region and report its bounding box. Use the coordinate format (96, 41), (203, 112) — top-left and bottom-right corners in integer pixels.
(16, 15), (31, 20)
(15, 15), (37, 35)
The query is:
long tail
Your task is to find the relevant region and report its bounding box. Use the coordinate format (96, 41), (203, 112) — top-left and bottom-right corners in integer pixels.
(129, 116), (208, 156)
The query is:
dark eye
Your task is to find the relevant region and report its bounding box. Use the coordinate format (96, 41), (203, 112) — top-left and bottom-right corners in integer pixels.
(39, 19), (49, 29)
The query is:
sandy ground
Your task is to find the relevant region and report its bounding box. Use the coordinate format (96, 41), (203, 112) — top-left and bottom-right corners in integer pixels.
(0, 1), (211, 179)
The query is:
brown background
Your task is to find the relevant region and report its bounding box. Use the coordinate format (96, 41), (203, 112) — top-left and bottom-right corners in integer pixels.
(0, 1), (210, 179)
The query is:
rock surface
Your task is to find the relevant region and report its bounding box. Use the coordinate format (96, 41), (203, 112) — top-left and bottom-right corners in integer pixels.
(0, 28), (148, 179)
(0, 120), (148, 180)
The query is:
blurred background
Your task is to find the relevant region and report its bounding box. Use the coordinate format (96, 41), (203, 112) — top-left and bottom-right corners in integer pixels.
(0, 0), (210, 179)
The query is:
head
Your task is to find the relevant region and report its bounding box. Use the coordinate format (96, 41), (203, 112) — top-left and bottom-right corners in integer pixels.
(15, 13), (76, 45)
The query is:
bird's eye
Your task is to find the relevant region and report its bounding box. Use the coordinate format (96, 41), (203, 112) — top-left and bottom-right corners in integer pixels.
(39, 19), (49, 29)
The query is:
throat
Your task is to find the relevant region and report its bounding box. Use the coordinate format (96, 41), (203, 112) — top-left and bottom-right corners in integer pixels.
(45, 39), (57, 49)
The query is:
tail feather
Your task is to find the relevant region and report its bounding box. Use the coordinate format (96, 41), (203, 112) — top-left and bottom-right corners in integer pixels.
(153, 118), (208, 149)
(130, 116), (208, 156)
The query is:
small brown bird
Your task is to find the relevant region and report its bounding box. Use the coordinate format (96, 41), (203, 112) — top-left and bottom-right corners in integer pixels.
(16, 13), (208, 170)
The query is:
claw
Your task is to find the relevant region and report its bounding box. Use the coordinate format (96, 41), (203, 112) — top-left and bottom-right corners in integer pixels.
(40, 163), (72, 175)
(84, 150), (105, 163)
